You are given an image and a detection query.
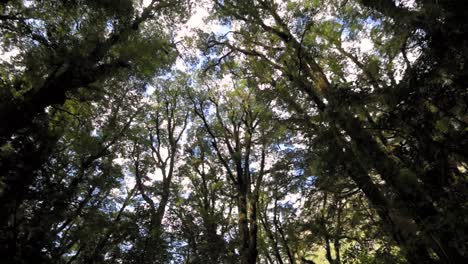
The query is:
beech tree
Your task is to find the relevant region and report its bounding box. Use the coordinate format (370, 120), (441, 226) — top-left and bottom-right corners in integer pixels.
(206, 0), (467, 262)
(190, 76), (277, 264)
(0, 0), (466, 263)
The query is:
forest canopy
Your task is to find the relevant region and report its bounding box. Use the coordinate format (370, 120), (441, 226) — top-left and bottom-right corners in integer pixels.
(0, 0), (467, 263)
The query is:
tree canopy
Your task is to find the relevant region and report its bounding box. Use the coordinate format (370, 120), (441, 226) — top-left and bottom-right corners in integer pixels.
(0, 0), (467, 263)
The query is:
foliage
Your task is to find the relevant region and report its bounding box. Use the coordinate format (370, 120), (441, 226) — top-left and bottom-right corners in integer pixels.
(0, 0), (467, 263)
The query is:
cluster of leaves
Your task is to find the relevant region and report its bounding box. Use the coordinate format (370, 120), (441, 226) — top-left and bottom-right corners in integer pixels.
(1, 0), (467, 264)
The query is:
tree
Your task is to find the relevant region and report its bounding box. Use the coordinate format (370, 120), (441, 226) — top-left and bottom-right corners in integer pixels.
(190, 74), (279, 264)
(123, 74), (190, 263)
(1, 0), (466, 263)
(176, 131), (236, 263)
(207, 0), (468, 262)
(0, 0), (188, 262)
(0, 0), (184, 141)
(0, 76), (144, 263)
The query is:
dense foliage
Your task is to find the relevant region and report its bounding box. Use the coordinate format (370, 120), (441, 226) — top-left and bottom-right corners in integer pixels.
(0, 0), (466, 263)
